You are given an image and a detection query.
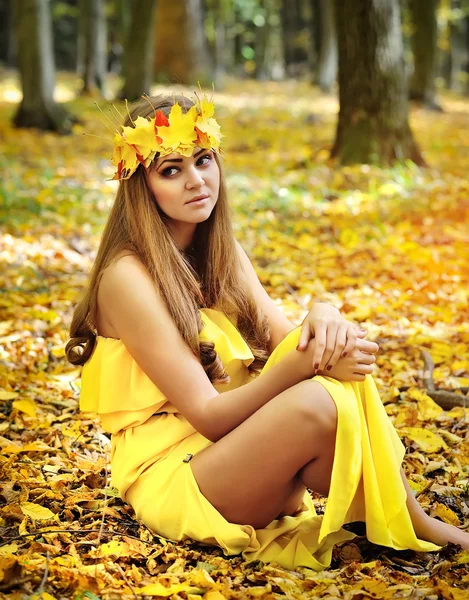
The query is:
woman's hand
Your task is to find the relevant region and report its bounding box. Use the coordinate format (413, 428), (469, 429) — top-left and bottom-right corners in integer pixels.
(324, 336), (379, 382)
(296, 302), (366, 374)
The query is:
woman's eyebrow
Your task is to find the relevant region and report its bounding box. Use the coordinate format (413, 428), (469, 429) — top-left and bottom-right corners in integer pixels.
(157, 148), (207, 169)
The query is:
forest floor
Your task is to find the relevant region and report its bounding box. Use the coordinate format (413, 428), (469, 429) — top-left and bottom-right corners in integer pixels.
(1, 76), (469, 599)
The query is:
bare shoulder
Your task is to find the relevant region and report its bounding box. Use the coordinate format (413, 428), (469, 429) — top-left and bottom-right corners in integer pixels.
(99, 251), (154, 302)
(96, 250), (219, 441)
(97, 252), (151, 337)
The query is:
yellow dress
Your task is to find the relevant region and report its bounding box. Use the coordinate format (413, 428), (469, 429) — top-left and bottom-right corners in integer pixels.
(80, 308), (441, 570)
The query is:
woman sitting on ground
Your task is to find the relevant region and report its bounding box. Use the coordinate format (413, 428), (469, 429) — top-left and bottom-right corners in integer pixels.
(66, 92), (468, 571)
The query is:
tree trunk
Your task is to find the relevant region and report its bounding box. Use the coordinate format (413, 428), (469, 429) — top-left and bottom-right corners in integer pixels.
(204, 0), (228, 87)
(281, 0), (298, 75)
(77, 0), (107, 95)
(282, 0), (314, 77)
(0, 0), (11, 65)
(446, 0), (467, 91)
(119, 0), (157, 101)
(332, 0), (424, 166)
(466, 13), (469, 94)
(13, 0), (72, 133)
(408, 0), (440, 109)
(316, 0), (337, 92)
(154, 0), (213, 85)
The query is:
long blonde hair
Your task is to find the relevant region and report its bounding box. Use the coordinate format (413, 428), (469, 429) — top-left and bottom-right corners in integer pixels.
(66, 94), (271, 383)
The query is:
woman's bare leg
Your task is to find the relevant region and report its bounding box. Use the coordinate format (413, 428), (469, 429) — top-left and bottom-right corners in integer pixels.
(400, 468), (469, 549)
(299, 457), (469, 549)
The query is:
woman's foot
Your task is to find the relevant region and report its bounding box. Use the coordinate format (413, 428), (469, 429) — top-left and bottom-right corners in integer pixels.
(415, 515), (469, 549)
(400, 468), (469, 549)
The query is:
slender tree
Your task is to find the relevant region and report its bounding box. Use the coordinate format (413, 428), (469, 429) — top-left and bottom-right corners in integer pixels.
(204, 0), (231, 86)
(332, 0), (424, 165)
(154, 0), (213, 84)
(77, 0), (107, 95)
(442, 0), (467, 92)
(408, 0), (440, 109)
(119, 0), (157, 101)
(13, 0), (73, 132)
(316, 0), (337, 92)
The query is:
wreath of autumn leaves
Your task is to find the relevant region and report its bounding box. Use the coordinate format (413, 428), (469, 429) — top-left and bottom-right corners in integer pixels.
(110, 94), (223, 181)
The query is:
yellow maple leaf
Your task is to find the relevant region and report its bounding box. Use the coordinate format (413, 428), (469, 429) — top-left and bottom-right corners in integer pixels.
(196, 116), (222, 149)
(158, 103), (198, 151)
(122, 116), (159, 166)
(111, 132), (139, 177)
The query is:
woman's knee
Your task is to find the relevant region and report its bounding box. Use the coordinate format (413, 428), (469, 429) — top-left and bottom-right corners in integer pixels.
(293, 380), (338, 435)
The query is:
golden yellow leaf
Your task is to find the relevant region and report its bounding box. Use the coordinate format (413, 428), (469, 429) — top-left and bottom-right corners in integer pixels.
(20, 502), (57, 521)
(399, 427), (448, 453)
(29, 593), (57, 600)
(454, 549), (469, 565)
(0, 391), (18, 400)
(18, 516), (29, 535)
(138, 583), (203, 596)
(187, 568), (217, 588)
(203, 592), (227, 600)
(431, 502), (460, 526)
(0, 542), (19, 556)
(96, 540), (130, 557)
(12, 398), (37, 417)
(436, 579), (469, 600)
(407, 388), (443, 419)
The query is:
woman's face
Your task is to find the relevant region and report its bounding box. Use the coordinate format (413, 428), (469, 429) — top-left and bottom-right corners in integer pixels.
(146, 146), (220, 227)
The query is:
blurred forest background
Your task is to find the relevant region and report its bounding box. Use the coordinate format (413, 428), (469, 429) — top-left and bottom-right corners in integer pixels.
(2, 0), (469, 160)
(2, 1), (469, 599)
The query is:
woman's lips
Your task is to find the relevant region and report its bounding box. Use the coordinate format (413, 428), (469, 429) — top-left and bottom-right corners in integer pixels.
(187, 194), (209, 205)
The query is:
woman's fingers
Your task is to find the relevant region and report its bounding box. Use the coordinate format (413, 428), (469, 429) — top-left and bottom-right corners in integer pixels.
(325, 322), (348, 370)
(341, 326), (359, 357)
(297, 321), (312, 351)
(355, 363), (375, 375)
(318, 322), (341, 372)
(358, 353), (376, 365)
(357, 339), (379, 354)
(311, 321), (328, 371)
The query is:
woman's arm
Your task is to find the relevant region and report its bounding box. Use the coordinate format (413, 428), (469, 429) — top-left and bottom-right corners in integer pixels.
(99, 254), (317, 443)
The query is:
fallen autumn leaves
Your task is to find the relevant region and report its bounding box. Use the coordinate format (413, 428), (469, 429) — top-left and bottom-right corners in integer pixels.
(1, 81), (469, 598)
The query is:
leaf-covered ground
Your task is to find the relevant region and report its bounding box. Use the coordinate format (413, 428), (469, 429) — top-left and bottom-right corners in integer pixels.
(1, 76), (469, 599)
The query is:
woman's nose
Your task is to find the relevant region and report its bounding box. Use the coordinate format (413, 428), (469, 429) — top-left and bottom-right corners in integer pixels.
(186, 166), (204, 188)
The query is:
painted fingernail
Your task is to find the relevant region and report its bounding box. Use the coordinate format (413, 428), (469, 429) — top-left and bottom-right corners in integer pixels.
(342, 352), (347, 357)
(326, 365), (332, 371)
(314, 363), (319, 370)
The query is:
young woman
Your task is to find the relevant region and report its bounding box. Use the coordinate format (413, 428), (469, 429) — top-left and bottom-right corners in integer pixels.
(67, 93), (468, 571)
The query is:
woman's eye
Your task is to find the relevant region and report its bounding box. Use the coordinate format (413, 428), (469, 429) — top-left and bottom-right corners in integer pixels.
(162, 167), (179, 177)
(197, 154), (212, 165)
